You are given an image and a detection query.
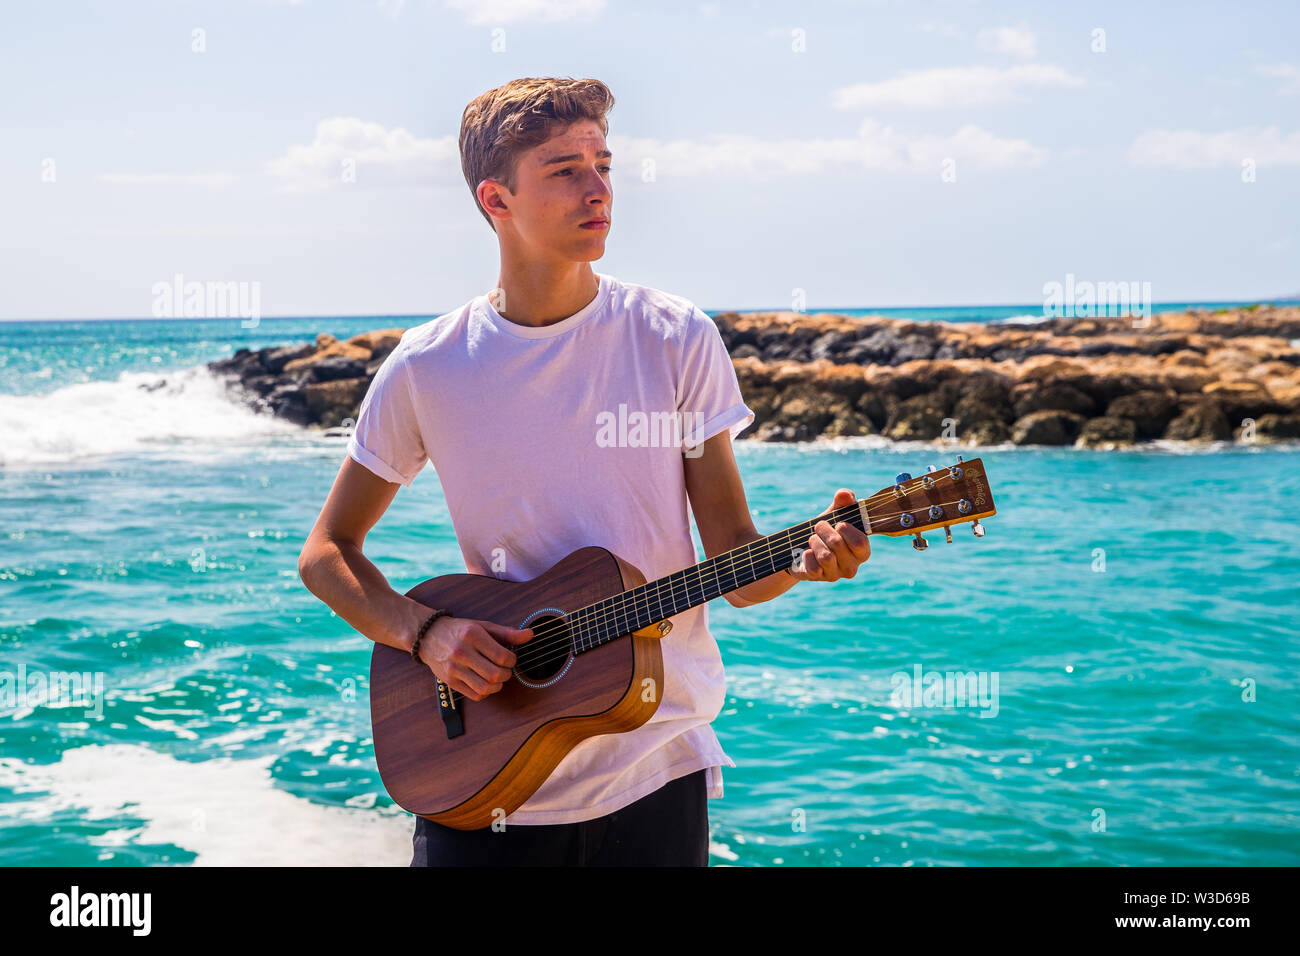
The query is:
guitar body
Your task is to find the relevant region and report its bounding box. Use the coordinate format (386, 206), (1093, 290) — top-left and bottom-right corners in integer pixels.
(369, 546), (666, 830)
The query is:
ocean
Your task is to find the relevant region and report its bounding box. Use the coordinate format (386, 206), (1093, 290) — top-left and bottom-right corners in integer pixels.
(1, 309), (1297, 866)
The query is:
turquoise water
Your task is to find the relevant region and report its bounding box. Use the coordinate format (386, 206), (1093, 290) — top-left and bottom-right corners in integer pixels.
(1, 317), (1297, 866)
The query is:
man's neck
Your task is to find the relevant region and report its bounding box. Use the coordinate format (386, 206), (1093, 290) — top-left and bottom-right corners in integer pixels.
(490, 263), (600, 329)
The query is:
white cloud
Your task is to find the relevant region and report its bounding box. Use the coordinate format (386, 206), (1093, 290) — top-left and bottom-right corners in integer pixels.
(95, 172), (236, 186)
(1257, 63), (1300, 95)
(977, 26), (1037, 58)
(609, 119), (1046, 179)
(266, 117), (460, 190)
(1129, 126), (1300, 168)
(443, 0), (604, 26)
(832, 64), (1083, 109)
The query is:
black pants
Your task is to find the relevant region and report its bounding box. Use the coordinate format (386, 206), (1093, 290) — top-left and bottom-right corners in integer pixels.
(410, 768), (709, 866)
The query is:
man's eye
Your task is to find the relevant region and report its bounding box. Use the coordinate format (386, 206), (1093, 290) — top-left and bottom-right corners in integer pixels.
(554, 166), (613, 176)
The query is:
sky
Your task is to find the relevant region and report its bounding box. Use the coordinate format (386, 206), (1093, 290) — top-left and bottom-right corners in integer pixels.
(2, 0), (1298, 320)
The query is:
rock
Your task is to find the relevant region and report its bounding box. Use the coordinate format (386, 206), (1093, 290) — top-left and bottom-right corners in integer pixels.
(1012, 410), (1086, 445)
(847, 329), (902, 365)
(259, 343), (315, 374)
(1011, 382), (1096, 418)
(304, 378), (370, 428)
(951, 400), (1008, 442)
(962, 419), (1012, 445)
(305, 354), (368, 383)
(241, 374), (280, 397)
(345, 328), (404, 353)
(1164, 402), (1231, 441)
(211, 347), (257, 375)
(892, 334), (935, 365)
(1106, 390), (1179, 439)
(283, 336), (370, 374)
(854, 390), (889, 432)
(1201, 380), (1285, 424)
(1077, 416), (1138, 449)
(810, 331), (845, 361)
(884, 393), (948, 441)
(265, 383), (311, 426)
(1252, 413), (1300, 442)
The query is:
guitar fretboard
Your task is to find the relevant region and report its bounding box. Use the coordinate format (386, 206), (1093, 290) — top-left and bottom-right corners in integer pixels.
(567, 501), (867, 652)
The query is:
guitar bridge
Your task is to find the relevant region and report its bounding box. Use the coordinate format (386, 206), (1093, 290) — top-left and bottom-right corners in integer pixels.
(435, 676), (464, 738)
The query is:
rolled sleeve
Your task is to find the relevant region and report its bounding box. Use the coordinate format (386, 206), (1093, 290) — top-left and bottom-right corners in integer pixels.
(346, 344), (428, 487)
(677, 306), (755, 453)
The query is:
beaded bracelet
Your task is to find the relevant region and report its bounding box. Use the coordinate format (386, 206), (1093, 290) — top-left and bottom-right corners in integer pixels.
(409, 607), (453, 662)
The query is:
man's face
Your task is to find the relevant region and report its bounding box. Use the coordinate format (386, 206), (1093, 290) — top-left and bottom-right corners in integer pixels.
(490, 119), (612, 260)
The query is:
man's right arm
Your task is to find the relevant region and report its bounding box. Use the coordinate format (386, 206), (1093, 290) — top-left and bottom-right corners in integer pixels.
(296, 456), (532, 701)
(297, 456), (433, 654)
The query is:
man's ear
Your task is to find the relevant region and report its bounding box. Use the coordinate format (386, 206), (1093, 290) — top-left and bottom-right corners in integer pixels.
(478, 179), (510, 225)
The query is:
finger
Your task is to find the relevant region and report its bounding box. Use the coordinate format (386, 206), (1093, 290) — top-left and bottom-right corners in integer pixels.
(466, 641), (514, 684)
(821, 488), (855, 517)
(838, 521), (871, 560)
(807, 530), (840, 580)
(816, 520), (857, 577)
(450, 668), (493, 701)
(480, 620), (535, 645)
(474, 624), (531, 667)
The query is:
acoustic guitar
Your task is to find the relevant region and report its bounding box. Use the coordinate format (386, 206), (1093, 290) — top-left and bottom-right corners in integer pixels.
(370, 455), (997, 829)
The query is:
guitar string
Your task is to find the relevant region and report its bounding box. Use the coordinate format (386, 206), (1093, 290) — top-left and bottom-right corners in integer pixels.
(440, 490), (977, 700)
(497, 491), (974, 680)
(441, 490), (981, 700)
(500, 478), (911, 666)
(489, 499), (867, 676)
(434, 487), (981, 702)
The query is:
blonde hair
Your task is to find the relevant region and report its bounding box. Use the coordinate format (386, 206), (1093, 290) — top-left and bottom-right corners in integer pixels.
(459, 77), (615, 231)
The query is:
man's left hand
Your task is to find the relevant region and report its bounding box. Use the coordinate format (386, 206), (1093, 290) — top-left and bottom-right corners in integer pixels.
(789, 489), (872, 582)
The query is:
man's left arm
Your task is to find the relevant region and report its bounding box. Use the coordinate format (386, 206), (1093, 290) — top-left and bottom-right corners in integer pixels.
(683, 431), (872, 608)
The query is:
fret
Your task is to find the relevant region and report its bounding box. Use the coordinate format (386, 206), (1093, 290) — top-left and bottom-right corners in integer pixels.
(568, 500), (872, 657)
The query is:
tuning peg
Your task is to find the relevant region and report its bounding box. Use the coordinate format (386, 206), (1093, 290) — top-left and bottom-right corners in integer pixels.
(912, 533), (928, 551)
(895, 472), (912, 484)
(925, 464), (938, 473)
(944, 526), (953, 543)
(955, 455), (965, 463)
(971, 519), (985, 538)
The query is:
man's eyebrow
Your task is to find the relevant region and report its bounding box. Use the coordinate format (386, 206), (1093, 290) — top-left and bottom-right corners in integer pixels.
(539, 149), (613, 166)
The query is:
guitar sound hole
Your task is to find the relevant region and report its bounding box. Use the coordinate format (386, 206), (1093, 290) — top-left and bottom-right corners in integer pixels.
(514, 614), (574, 685)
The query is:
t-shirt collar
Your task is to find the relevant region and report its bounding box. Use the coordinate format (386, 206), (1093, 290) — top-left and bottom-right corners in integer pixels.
(478, 273), (611, 339)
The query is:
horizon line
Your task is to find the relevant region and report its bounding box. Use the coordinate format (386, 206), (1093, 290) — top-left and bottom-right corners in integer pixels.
(1, 295), (1293, 325)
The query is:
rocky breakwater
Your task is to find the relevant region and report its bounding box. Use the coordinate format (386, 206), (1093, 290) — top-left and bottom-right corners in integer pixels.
(206, 306), (1300, 448)
(712, 305), (1300, 448)
(209, 329), (405, 427)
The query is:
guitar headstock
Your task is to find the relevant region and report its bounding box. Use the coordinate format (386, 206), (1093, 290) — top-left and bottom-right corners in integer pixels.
(859, 456), (996, 550)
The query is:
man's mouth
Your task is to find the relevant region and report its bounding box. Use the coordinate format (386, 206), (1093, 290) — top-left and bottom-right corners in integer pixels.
(580, 218), (609, 230)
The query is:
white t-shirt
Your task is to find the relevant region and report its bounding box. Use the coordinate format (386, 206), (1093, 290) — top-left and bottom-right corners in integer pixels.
(347, 272), (756, 825)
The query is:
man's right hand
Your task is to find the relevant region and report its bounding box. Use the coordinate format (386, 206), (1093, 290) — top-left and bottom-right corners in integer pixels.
(417, 615), (534, 702)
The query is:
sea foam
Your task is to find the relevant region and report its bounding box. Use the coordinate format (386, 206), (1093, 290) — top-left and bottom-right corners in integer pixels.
(0, 366), (304, 468)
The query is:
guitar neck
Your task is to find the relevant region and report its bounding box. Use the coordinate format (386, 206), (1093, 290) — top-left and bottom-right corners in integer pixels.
(568, 499), (870, 653)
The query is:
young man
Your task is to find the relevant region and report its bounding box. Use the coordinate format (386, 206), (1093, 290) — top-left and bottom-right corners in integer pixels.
(297, 77), (871, 866)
